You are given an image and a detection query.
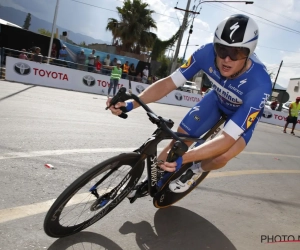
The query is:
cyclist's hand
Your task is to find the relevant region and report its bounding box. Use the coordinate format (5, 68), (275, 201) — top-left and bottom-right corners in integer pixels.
(159, 157), (183, 172)
(106, 98), (126, 116)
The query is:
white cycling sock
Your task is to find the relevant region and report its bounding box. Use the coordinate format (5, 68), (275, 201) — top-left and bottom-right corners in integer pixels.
(191, 162), (206, 174)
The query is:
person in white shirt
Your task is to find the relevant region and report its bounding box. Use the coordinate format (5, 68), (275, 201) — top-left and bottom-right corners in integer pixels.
(142, 65), (149, 84)
(88, 49), (96, 72)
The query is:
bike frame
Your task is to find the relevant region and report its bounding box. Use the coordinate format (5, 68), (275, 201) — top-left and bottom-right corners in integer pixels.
(133, 116), (225, 197)
(109, 87), (226, 199)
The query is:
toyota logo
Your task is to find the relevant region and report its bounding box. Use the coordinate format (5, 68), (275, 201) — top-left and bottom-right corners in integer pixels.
(136, 85), (145, 94)
(83, 75), (96, 87)
(262, 110), (272, 119)
(175, 92), (183, 101)
(14, 62), (31, 75)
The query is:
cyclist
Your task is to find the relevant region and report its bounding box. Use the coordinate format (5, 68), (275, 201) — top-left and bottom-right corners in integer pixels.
(107, 14), (272, 193)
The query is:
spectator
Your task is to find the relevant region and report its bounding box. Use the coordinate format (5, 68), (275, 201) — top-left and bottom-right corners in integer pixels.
(110, 58), (117, 66)
(88, 49), (96, 72)
(103, 60), (122, 97)
(270, 99), (278, 110)
(31, 47), (43, 63)
(59, 44), (68, 66)
(283, 97), (300, 135)
(142, 65), (149, 83)
(102, 54), (111, 75)
(122, 61), (129, 79)
(94, 56), (102, 73)
(77, 49), (86, 71)
(19, 49), (28, 60)
(135, 72), (142, 82)
(128, 63), (136, 80)
(103, 54), (111, 66)
(51, 43), (57, 58)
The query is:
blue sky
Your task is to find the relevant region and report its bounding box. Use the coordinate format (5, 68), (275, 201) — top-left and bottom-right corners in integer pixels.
(2, 0), (300, 87)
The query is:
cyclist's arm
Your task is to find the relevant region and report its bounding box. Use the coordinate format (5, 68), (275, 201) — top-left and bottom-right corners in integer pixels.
(132, 76), (178, 109)
(182, 85), (272, 164)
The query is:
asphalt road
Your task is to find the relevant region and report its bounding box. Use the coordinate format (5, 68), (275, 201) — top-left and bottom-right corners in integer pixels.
(0, 81), (299, 250)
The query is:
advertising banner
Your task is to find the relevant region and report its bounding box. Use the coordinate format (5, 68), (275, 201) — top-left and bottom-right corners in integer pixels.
(5, 56), (202, 108)
(261, 107), (300, 128)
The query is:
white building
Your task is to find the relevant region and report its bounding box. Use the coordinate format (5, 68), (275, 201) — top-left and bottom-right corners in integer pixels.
(286, 77), (300, 101)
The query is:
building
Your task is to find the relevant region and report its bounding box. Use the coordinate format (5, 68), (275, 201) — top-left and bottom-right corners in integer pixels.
(286, 77), (300, 101)
(0, 18), (22, 29)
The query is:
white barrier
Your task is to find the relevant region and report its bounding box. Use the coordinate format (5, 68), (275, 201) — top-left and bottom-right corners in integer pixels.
(5, 56), (300, 129)
(261, 106), (300, 128)
(5, 56), (202, 108)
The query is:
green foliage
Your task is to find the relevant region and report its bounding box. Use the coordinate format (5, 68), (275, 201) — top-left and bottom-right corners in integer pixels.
(156, 55), (171, 78)
(38, 28), (51, 37)
(79, 41), (88, 48)
(23, 13), (31, 30)
(151, 29), (180, 61)
(106, 0), (157, 53)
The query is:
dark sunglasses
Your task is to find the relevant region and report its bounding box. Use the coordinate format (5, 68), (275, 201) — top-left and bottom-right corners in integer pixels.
(214, 43), (250, 61)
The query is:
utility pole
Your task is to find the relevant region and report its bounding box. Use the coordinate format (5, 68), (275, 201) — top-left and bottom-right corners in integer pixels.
(47, 0), (60, 64)
(272, 60), (283, 92)
(170, 0), (194, 74)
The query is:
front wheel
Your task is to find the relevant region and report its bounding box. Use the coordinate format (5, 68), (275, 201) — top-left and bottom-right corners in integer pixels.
(44, 153), (144, 238)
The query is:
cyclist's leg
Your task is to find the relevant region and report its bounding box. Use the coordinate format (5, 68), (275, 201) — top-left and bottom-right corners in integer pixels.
(158, 90), (222, 162)
(201, 113), (260, 171)
(168, 111), (260, 193)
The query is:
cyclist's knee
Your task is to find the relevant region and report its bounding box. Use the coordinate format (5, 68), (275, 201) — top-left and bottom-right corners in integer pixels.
(212, 154), (230, 168)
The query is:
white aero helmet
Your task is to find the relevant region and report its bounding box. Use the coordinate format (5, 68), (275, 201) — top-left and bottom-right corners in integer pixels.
(117, 60), (121, 64)
(214, 14), (259, 56)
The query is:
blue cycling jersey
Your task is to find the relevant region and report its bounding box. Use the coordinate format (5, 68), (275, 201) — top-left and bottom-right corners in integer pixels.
(171, 43), (272, 140)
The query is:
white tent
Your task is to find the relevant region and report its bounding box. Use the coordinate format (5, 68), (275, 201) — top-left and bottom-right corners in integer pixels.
(0, 18), (22, 29)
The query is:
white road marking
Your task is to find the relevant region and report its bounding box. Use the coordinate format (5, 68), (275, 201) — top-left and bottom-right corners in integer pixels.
(1, 170), (300, 224)
(1, 148), (300, 160)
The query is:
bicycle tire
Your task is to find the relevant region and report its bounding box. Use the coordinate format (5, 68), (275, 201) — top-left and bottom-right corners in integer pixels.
(152, 116), (226, 208)
(44, 153), (144, 238)
(153, 166), (210, 208)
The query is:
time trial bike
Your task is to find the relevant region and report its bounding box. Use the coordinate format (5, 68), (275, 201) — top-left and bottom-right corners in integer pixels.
(44, 87), (225, 238)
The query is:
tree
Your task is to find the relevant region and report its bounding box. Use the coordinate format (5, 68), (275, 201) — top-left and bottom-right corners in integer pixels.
(155, 55), (171, 78)
(38, 28), (51, 37)
(23, 13), (31, 30)
(79, 41), (88, 48)
(151, 29), (181, 61)
(106, 0), (157, 53)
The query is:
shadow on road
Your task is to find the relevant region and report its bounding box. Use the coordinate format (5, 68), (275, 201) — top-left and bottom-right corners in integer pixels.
(119, 206), (237, 250)
(0, 85), (35, 102)
(47, 231), (123, 250)
(199, 187), (300, 208)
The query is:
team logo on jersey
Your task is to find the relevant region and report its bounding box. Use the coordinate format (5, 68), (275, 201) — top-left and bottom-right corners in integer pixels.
(180, 56), (193, 69)
(238, 79), (247, 88)
(209, 67), (213, 73)
(242, 107), (260, 130)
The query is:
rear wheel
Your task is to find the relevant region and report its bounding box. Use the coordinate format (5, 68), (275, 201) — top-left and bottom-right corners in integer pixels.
(44, 153), (144, 238)
(153, 165), (210, 208)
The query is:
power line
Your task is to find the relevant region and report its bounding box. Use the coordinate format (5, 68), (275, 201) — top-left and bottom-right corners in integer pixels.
(70, 0), (179, 20)
(219, 2), (300, 35)
(258, 45), (300, 54)
(253, 4), (300, 25)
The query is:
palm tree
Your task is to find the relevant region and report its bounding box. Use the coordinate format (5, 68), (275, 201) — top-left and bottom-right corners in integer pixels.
(106, 0), (157, 52)
(151, 29), (181, 61)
